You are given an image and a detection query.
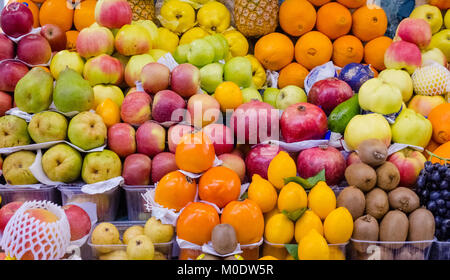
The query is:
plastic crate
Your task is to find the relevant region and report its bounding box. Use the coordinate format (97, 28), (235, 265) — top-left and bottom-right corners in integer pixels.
(429, 240), (450, 260)
(121, 185), (153, 221)
(0, 185), (60, 207)
(262, 240), (348, 260)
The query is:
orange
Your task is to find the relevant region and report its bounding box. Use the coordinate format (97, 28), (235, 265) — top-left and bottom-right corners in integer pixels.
(254, 32), (294, 71)
(39, 0), (74, 32)
(214, 81), (243, 112)
(294, 31), (333, 70)
(430, 142), (450, 165)
(175, 131), (215, 174)
(337, 0), (366, 9)
(154, 170), (197, 212)
(428, 103), (450, 144)
(316, 2), (352, 40)
(221, 199), (264, 245)
(278, 62), (309, 89)
(423, 138), (440, 159)
(307, 0), (330, 6)
(198, 166), (241, 209)
(8, 0), (40, 28)
(429, 0), (450, 9)
(66, 30), (79, 51)
(364, 36), (393, 71)
(279, 0), (316, 37)
(352, 5), (388, 42)
(74, 0), (96, 31)
(332, 35), (364, 68)
(96, 98), (120, 127)
(176, 202), (220, 246)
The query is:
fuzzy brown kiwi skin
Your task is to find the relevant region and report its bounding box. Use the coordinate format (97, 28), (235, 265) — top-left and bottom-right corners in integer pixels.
(352, 214), (379, 254)
(337, 186), (366, 220)
(379, 210), (409, 249)
(388, 187), (420, 214)
(211, 224), (238, 255)
(344, 163), (377, 192)
(376, 162), (400, 191)
(408, 208), (435, 250)
(365, 188), (389, 220)
(357, 139), (388, 167)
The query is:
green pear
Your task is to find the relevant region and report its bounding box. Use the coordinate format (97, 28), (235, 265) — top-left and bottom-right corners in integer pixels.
(68, 111), (107, 150)
(14, 67), (53, 113)
(200, 63), (224, 93)
(187, 38), (215, 67)
(204, 35), (225, 62)
(41, 144), (82, 183)
(53, 68), (95, 113)
(262, 88), (280, 108)
(3, 151), (38, 185)
(0, 115), (31, 148)
(173, 44), (190, 64)
(213, 33), (229, 60)
(242, 88), (263, 103)
(27, 111), (68, 143)
(81, 149), (122, 184)
(224, 56), (253, 88)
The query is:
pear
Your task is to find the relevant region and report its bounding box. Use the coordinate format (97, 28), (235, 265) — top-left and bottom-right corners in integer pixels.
(91, 222), (121, 254)
(123, 225), (144, 245)
(14, 67), (53, 113)
(53, 68), (94, 113)
(2, 151), (38, 185)
(0, 115), (31, 148)
(99, 250), (128, 260)
(144, 217), (174, 243)
(126, 235), (155, 260)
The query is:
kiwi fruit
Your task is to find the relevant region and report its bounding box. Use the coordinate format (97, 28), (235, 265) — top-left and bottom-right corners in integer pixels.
(337, 186), (366, 220)
(365, 188), (389, 220)
(379, 210), (409, 249)
(352, 214), (379, 254)
(376, 162), (400, 191)
(395, 246), (425, 260)
(408, 208), (435, 250)
(344, 163), (377, 192)
(211, 224), (238, 255)
(388, 187), (420, 213)
(357, 139), (388, 167)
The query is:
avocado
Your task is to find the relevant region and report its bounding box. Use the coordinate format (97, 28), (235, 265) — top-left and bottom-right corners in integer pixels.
(328, 94), (360, 134)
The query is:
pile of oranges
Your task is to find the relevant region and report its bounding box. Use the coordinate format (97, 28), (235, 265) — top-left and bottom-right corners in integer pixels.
(254, 0), (393, 89)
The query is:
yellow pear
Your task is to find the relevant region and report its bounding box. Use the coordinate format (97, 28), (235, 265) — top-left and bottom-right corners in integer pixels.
(126, 235), (155, 260)
(144, 217), (174, 243)
(123, 225), (145, 245)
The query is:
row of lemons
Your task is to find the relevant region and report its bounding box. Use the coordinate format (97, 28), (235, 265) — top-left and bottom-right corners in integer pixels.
(248, 151), (353, 260)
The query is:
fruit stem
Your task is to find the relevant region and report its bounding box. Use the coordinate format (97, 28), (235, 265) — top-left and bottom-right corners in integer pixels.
(426, 150), (449, 165)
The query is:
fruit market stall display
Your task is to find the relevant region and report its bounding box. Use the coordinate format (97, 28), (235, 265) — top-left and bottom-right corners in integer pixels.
(0, 0), (449, 261)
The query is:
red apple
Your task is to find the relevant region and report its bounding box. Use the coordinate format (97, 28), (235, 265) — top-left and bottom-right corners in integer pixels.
(0, 34), (15, 60)
(170, 63), (201, 98)
(40, 24), (67, 52)
(62, 204), (91, 241)
(17, 34), (52, 65)
(388, 148), (426, 187)
(0, 2), (33, 38)
(280, 103), (328, 143)
(120, 91), (152, 126)
(346, 152), (362, 166)
(307, 78), (353, 115)
(231, 100), (279, 145)
(136, 121), (166, 157)
(245, 144), (284, 180)
(151, 90), (186, 123)
(167, 124), (194, 153)
(151, 152), (177, 183)
(141, 63), (170, 94)
(408, 95), (446, 117)
(297, 146), (346, 186)
(0, 201), (23, 233)
(123, 153), (152, 185)
(95, 0), (133, 29)
(187, 93), (221, 128)
(107, 123), (136, 158)
(0, 91), (13, 116)
(218, 153), (246, 182)
(395, 18), (432, 50)
(203, 123), (234, 156)
(0, 60), (29, 92)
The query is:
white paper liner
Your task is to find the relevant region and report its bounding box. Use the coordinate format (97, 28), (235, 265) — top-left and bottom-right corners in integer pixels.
(387, 143), (424, 155)
(259, 139), (330, 153)
(5, 27), (42, 43)
(265, 70), (279, 89)
(0, 183), (49, 189)
(0, 200), (71, 260)
(29, 149), (63, 185)
(178, 155), (223, 179)
(304, 61), (339, 94)
(157, 52), (179, 72)
(0, 140), (106, 155)
(141, 188), (180, 226)
(48, 102), (80, 118)
(80, 176), (124, 195)
(201, 241), (243, 258)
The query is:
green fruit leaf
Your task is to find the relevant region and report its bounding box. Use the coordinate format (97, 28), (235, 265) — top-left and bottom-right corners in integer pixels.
(284, 244), (299, 260)
(282, 207), (307, 222)
(283, 169), (326, 190)
(239, 191), (248, 201)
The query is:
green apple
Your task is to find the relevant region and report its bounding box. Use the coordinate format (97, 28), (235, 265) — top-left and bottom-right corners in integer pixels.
(68, 111), (107, 151)
(428, 29), (450, 62)
(187, 38), (215, 67)
(203, 35), (225, 62)
(263, 88), (280, 108)
(27, 111), (68, 143)
(173, 44), (190, 64)
(200, 63), (224, 94)
(0, 115), (31, 148)
(50, 50), (85, 79)
(409, 4), (443, 34)
(14, 67), (53, 114)
(213, 33), (229, 59)
(276, 85), (307, 110)
(378, 69), (413, 102)
(42, 143), (82, 183)
(3, 151), (38, 185)
(391, 108), (432, 148)
(81, 149), (122, 184)
(224, 56), (253, 88)
(93, 85), (124, 108)
(242, 88), (262, 103)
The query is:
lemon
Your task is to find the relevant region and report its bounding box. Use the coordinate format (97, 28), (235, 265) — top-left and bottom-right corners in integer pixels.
(197, 1), (231, 34)
(267, 151), (297, 189)
(298, 229), (329, 260)
(264, 213), (294, 244)
(222, 30), (249, 57)
(277, 182), (307, 213)
(179, 27), (209, 46)
(264, 208), (281, 223)
(153, 27), (179, 53)
(214, 81), (243, 111)
(285, 254), (295, 260)
(323, 207), (354, 244)
(248, 174), (278, 213)
(258, 256), (278, 260)
(307, 181), (336, 220)
(245, 54), (266, 89)
(157, 0), (196, 34)
(328, 246), (346, 260)
(294, 210), (324, 243)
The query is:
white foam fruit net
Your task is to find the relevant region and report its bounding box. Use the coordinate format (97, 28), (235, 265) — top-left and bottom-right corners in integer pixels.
(0, 200), (71, 260)
(412, 63), (450, 96)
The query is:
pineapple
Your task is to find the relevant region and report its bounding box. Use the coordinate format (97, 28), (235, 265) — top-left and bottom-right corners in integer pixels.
(128, 0), (156, 21)
(234, 0), (279, 37)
